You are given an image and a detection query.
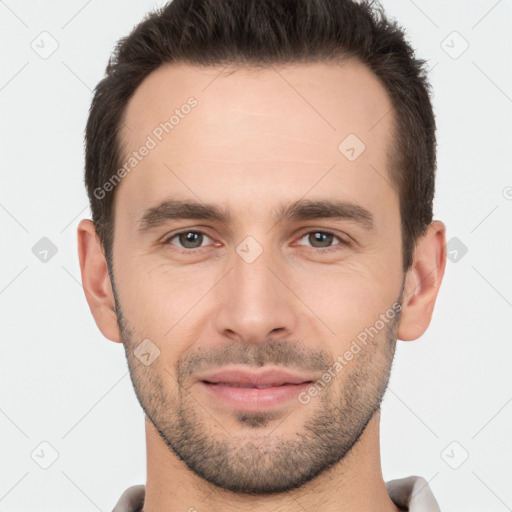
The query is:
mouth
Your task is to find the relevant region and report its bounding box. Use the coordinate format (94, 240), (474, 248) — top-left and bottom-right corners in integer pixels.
(196, 367), (316, 411)
(202, 381), (312, 388)
(197, 366), (316, 387)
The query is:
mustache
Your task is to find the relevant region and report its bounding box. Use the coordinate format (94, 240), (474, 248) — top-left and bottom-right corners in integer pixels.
(177, 337), (332, 380)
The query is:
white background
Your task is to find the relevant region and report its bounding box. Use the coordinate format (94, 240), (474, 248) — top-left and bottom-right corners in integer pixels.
(1, 0), (511, 510)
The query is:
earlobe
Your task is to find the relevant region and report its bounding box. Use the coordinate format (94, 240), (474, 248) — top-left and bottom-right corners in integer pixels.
(397, 221), (447, 341)
(77, 219), (122, 343)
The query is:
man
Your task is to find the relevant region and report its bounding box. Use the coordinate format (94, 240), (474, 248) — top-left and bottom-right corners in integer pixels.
(77, 0), (446, 510)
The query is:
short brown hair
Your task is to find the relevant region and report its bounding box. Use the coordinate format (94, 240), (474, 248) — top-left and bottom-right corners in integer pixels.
(85, 0), (436, 272)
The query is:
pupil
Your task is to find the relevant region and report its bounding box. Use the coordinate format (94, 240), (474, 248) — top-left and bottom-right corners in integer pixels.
(311, 232), (332, 247)
(181, 232), (201, 248)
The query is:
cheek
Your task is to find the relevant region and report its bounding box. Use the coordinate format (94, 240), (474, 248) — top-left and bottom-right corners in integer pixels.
(116, 258), (219, 341)
(294, 262), (394, 339)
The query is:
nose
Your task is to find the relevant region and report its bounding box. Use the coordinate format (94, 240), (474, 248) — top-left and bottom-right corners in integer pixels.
(213, 242), (299, 345)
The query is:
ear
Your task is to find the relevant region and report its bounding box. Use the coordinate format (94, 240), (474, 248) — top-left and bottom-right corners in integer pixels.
(397, 220), (447, 341)
(77, 219), (122, 343)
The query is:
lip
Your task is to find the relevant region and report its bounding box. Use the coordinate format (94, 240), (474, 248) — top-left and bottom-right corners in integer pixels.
(200, 381), (312, 411)
(197, 367), (314, 411)
(198, 367), (314, 387)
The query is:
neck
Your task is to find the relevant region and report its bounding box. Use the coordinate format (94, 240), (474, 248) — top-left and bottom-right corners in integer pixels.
(142, 410), (400, 512)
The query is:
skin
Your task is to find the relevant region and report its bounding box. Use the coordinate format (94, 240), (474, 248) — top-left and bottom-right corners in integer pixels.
(78, 59), (446, 512)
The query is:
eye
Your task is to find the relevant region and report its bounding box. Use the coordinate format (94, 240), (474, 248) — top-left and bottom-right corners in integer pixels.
(295, 229), (348, 252)
(164, 230), (213, 250)
(162, 228), (349, 254)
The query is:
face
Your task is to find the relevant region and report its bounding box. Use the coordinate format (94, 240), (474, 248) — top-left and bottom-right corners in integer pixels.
(110, 60), (406, 494)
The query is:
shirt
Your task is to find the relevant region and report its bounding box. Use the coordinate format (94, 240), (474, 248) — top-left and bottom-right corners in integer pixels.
(112, 475), (441, 511)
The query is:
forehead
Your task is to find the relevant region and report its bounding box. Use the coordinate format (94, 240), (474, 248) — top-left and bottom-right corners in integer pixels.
(115, 60), (396, 224)
(120, 59), (393, 153)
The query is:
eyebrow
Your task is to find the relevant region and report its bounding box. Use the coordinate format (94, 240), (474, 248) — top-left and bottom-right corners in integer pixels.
(136, 197), (374, 233)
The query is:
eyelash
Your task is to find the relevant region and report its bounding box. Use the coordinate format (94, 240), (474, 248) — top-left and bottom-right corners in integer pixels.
(162, 228), (350, 254)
